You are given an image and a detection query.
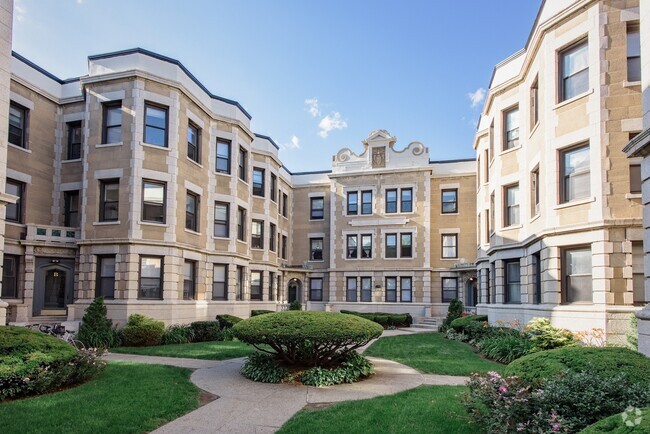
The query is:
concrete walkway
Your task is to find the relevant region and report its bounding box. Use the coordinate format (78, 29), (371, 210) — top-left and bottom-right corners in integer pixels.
(104, 329), (468, 433)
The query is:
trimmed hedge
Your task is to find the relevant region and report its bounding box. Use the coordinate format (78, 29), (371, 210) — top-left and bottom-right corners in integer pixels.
(449, 315), (488, 332)
(251, 310), (274, 317)
(122, 314), (165, 347)
(580, 407), (650, 433)
(0, 326), (104, 400)
(233, 311), (382, 367)
(216, 314), (243, 329)
(189, 321), (222, 342)
(505, 346), (650, 386)
(340, 310), (413, 328)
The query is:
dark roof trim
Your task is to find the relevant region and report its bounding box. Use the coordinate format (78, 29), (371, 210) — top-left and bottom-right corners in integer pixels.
(88, 48), (252, 120)
(291, 169), (332, 176)
(254, 133), (280, 150)
(12, 51), (80, 84)
(429, 158), (475, 164)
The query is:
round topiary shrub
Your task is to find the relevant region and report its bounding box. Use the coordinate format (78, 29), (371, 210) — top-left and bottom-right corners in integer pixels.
(233, 311), (382, 367)
(122, 314), (165, 347)
(449, 315), (488, 332)
(216, 314), (243, 329)
(505, 346), (650, 386)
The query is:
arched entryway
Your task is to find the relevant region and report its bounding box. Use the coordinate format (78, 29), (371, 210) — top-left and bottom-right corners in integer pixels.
(287, 278), (302, 303)
(465, 278), (478, 307)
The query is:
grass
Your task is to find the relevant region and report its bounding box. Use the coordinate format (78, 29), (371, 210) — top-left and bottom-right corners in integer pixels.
(579, 407), (650, 433)
(0, 362), (200, 434)
(278, 385), (476, 434)
(364, 332), (504, 376)
(110, 339), (257, 360)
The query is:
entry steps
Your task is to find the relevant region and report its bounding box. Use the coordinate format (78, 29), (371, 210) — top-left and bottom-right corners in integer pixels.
(406, 317), (442, 332)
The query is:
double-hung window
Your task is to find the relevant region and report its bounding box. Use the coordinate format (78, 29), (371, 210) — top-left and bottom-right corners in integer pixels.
(67, 121), (82, 160)
(505, 260), (521, 304)
(385, 234), (397, 258)
(361, 277), (372, 302)
(96, 255), (116, 299)
(99, 179), (119, 222)
(282, 193), (288, 217)
(563, 247), (592, 303)
(1, 255), (19, 298)
(530, 77), (539, 128)
(216, 139), (231, 174)
(442, 234), (458, 259)
(270, 174), (277, 201)
(269, 223), (276, 251)
(361, 234), (372, 258)
(560, 144), (590, 203)
(361, 191), (372, 215)
(236, 266), (244, 300)
(400, 188), (413, 212)
(310, 278), (323, 301)
(144, 103), (168, 147)
(183, 260), (196, 300)
(251, 220), (264, 249)
(185, 191), (199, 232)
(187, 122), (200, 163)
(237, 207), (246, 241)
(442, 277), (457, 302)
(214, 202), (229, 237)
(503, 106), (520, 150)
(102, 102), (122, 144)
(239, 148), (247, 181)
(531, 168), (540, 216)
(139, 256), (163, 299)
(250, 271), (262, 300)
(253, 168), (265, 196)
(627, 23), (641, 82)
(8, 102), (27, 148)
(347, 235), (358, 259)
(385, 277), (397, 302)
(441, 189), (458, 213)
(400, 233), (413, 258)
(142, 181), (166, 223)
(385, 189), (397, 214)
(310, 197), (324, 220)
(346, 277), (357, 302)
(310, 237), (323, 261)
(212, 264), (227, 300)
(281, 235), (287, 259)
(559, 39), (589, 102)
(64, 190), (80, 227)
(630, 163), (642, 194)
(347, 192), (358, 215)
(504, 184), (520, 226)
(401, 277), (412, 302)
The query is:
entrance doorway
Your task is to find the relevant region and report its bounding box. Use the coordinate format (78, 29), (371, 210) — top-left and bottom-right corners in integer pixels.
(287, 279), (302, 303)
(466, 278), (478, 307)
(33, 257), (75, 316)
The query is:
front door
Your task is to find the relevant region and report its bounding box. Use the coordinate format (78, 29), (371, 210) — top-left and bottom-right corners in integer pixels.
(287, 279), (301, 303)
(33, 257), (75, 316)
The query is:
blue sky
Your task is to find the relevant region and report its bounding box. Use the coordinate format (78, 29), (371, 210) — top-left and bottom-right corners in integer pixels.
(13, 0), (541, 172)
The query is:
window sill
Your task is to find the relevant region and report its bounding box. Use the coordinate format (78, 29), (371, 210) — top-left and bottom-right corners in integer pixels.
(215, 171), (231, 177)
(96, 142), (122, 148)
(626, 193), (642, 199)
(238, 178), (249, 186)
(344, 257), (374, 261)
(212, 235), (230, 240)
(530, 213), (541, 223)
(528, 122), (540, 138)
(501, 224), (522, 231)
(8, 143), (31, 153)
(499, 144), (522, 157)
(93, 221), (120, 226)
(6, 221), (26, 228)
(184, 228), (201, 235)
(236, 239), (247, 245)
(141, 142), (170, 151)
(252, 194), (265, 199)
(554, 196), (595, 210)
(308, 260), (325, 263)
(186, 157), (203, 169)
(554, 89), (593, 110)
(440, 212), (459, 216)
(140, 221), (168, 228)
(309, 219), (325, 222)
(62, 158), (82, 164)
(624, 80), (641, 88)
(440, 257), (458, 261)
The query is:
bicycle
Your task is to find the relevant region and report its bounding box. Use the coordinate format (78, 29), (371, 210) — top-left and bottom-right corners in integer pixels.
(26, 323), (86, 350)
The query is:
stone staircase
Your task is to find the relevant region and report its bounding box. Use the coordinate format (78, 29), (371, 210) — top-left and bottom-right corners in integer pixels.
(407, 316), (442, 332)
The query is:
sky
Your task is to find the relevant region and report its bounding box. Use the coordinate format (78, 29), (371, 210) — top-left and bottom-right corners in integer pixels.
(12, 0), (541, 172)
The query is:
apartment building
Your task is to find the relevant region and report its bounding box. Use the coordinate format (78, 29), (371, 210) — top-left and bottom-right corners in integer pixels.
(474, 0), (645, 341)
(0, 46), (476, 326)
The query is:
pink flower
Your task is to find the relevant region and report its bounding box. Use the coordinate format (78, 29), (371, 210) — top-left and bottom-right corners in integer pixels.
(552, 424), (560, 431)
(499, 386), (508, 393)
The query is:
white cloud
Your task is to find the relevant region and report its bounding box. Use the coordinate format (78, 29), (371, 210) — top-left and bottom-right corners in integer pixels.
(14, 0), (26, 22)
(318, 112), (347, 138)
(305, 98), (320, 117)
(468, 87), (486, 109)
(76, 0), (84, 4)
(280, 135), (300, 150)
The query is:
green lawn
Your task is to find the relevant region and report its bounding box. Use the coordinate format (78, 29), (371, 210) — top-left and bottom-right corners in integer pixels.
(110, 339), (257, 360)
(364, 332), (503, 376)
(278, 385), (477, 434)
(0, 362), (200, 434)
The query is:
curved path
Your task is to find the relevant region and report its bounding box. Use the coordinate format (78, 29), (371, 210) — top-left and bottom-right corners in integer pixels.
(104, 331), (469, 433)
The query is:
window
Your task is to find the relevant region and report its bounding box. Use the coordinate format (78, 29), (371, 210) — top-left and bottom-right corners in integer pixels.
(253, 168), (265, 196)
(503, 106), (520, 150)
(630, 163), (641, 194)
(281, 235), (287, 259)
(441, 189), (458, 213)
(212, 264), (227, 300)
(627, 23), (641, 82)
(8, 102), (27, 147)
(532, 253), (541, 305)
(102, 102), (122, 144)
(67, 121), (82, 160)
(531, 168), (540, 216)
(347, 235), (358, 259)
(385, 189), (397, 213)
(401, 233), (413, 258)
(385, 277), (397, 302)
(251, 220), (264, 249)
(99, 179), (119, 222)
(139, 256), (163, 299)
(505, 260), (521, 304)
(183, 260), (196, 300)
(144, 103), (168, 147)
(237, 207), (246, 241)
(490, 193), (495, 234)
(269, 272), (276, 301)
(559, 39), (589, 102)
(282, 193), (288, 217)
(361, 191), (372, 215)
(236, 266), (244, 301)
(442, 277), (457, 302)
(361, 234), (372, 258)
(310, 237), (323, 261)
(310, 278), (323, 301)
(633, 242), (645, 304)
(563, 247), (592, 303)
(504, 184), (520, 227)
(6, 179), (24, 223)
(186, 191), (199, 232)
(216, 139), (231, 174)
(310, 197), (324, 220)
(361, 277), (372, 302)
(2, 255), (19, 298)
(442, 234), (458, 259)
(401, 277), (412, 303)
(489, 121), (494, 161)
(269, 223), (276, 251)
(142, 181), (165, 223)
(238, 148), (247, 181)
(270, 174), (277, 202)
(347, 192), (358, 215)
(214, 202), (229, 237)
(484, 209), (490, 243)
(385, 233), (397, 258)
(484, 149), (490, 182)
(187, 123), (200, 163)
(560, 144), (590, 203)
(250, 271), (262, 300)
(64, 190), (80, 227)
(346, 277), (357, 302)
(486, 266), (492, 304)
(530, 77), (539, 128)
(401, 188), (413, 213)
(97, 255), (116, 299)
